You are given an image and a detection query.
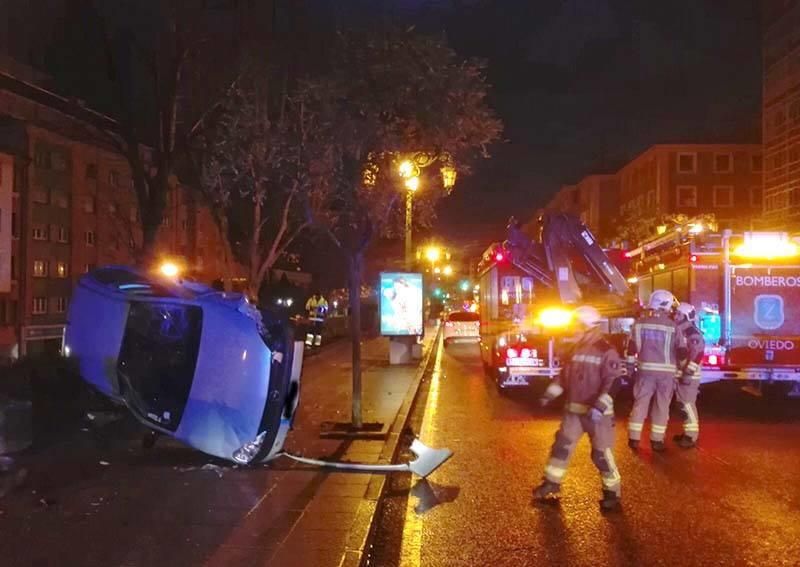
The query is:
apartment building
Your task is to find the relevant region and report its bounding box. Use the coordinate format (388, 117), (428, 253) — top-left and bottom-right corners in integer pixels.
(0, 61), (233, 359)
(763, 1), (800, 227)
(617, 144), (762, 230)
(543, 174), (620, 243)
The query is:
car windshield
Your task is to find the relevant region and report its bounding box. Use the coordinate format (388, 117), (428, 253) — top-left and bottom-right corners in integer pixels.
(117, 301), (203, 431)
(448, 312), (480, 322)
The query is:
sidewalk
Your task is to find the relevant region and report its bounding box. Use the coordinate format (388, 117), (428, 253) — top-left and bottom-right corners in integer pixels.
(0, 327), (439, 567)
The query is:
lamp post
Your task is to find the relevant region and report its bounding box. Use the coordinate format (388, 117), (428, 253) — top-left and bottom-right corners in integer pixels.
(397, 153), (457, 270)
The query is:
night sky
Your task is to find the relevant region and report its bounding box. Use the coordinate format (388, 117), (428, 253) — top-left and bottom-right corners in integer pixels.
(412, 0), (762, 245)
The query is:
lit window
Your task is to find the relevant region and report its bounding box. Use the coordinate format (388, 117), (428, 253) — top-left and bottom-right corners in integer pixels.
(33, 260), (48, 277)
(676, 186), (697, 207)
(56, 262), (69, 278)
(57, 226), (69, 243)
(714, 153), (733, 173)
(32, 226), (48, 241)
(713, 186), (734, 207)
(85, 230), (96, 246)
(677, 153), (697, 174)
(32, 297), (47, 314)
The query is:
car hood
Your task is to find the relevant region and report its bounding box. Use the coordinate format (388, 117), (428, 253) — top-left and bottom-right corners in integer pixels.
(173, 298), (273, 460)
(64, 278), (129, 398)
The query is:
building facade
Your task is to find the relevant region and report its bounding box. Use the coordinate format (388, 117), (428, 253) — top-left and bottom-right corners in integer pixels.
(617, 144), (762, 230)
(0, 60), (234, 359)
(543, 175), (620, 243)
(763, 0), (800, 227)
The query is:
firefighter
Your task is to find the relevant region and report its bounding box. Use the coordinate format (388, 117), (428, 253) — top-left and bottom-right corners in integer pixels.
(673, 302), (705, 448)
(533, 305), (624, 512)
(305, 292), (328, 347)
(626, 289), (683, 452)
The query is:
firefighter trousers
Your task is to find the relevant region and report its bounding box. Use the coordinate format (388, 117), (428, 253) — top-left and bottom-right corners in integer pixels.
(543, 411), (621, 496)
(628, 373), (675, 442)
(674, 380), (700, 441)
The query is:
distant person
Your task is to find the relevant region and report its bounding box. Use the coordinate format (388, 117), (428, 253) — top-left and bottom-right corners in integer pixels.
(534, 306), (624, 512)
(305, 292), (328, 347)
(672, 302), (705, 448)
(626, 290), (683, 452)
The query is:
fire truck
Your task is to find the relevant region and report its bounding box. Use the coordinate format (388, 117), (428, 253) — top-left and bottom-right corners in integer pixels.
(626, 217), (800, 396)
(477, 213), (636, 390)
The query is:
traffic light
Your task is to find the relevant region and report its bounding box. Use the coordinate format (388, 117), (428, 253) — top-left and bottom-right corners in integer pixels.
(433, 288), (443, 297)
(459, 280), (470, 292)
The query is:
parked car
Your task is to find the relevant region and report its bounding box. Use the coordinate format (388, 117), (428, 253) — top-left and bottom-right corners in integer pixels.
(443, 311), (481, 345)
(63, 266), (304, 464)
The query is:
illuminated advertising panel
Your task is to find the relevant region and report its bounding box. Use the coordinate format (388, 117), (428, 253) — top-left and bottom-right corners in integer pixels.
(380, 272), (423, 336)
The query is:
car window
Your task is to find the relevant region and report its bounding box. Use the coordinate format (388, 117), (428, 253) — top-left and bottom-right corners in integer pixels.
(117, 301), (203, 431)
(93, 267), (176, 297)
(448, 312), (480, 322)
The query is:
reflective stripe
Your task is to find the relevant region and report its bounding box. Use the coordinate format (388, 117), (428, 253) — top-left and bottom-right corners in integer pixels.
(626, 356), (636, 363)
(545, 383), (564, 399)
(545, 464), (567, 479)
(628, 422), (644, 432)
(651, 424), (667, 433)
(603, 406), (614, 416)
(638, 323), (677, 333)
(684, 424), (700, 432)
(687, 361), (700, 372)
(573, 354), (602, 365)
(640, 362), (679, 373)
(596, 393), (613, 408)
(566, 402), (590, 414)
(685, 404), (699, 425)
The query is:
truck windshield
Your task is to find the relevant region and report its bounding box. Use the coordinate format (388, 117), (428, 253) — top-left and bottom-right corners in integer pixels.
(117, 301), (203, 431)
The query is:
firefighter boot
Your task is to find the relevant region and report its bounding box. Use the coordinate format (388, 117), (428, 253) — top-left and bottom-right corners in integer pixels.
(532, 480), (561, 501)
(600, 490), (621, 512)
(673, 434), (697, 449)
(627, 438), (639, 450)
(651, 440), (666, 452)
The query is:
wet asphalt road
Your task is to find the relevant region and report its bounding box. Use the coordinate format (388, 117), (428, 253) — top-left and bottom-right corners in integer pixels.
(368, 341), (800, 567)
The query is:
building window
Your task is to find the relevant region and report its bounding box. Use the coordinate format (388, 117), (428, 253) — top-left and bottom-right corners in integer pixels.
(33, 260), (48, 277)
(56, 261), (69, 278)
(676, 186), (698, 207)
(50, 151), (67, 171)
(162, 215), (170, 227)
(57, 226), (69, 243)
(713, 186), (734, 207)
(774, 152), (786, 169)
(714, 153), (733, 173)
(32, 226), (48, 241)
(54, 297), (68, 313)
(11, 212), (18, 238)
(84, 263), (96, 274)
(32, 186), (48, 203)
(85, 230), (96, 246)
(790, 145), (800, 164)
(645, 190), (655, 208)
(181, 219), (188, 230)
(752, 154), (763, 172)
(750, 187), (762, 207)
(7, 300), (17, 324)
(86, 164), (97, 179)
(677, 153), (697, 174)
(108, 202), (117, 214)
(11, 255), (16, 280)
(791, 188), (800, 208)
(33, 148), (50, 168)
(109, 170), (120, 187)
(32, 297), (47, 315)
(84, 196), (96, 213)
(47, 190), (68, 208)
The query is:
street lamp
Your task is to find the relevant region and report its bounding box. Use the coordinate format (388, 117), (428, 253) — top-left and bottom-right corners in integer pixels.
(443, 265), (453, 276)
(158, 260), (180, 279)
(397, 152), (457, 269)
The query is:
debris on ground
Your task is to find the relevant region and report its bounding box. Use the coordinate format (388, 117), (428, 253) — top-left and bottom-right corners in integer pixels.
(200, 464), (225, 478)
(98, 461), (110, 466)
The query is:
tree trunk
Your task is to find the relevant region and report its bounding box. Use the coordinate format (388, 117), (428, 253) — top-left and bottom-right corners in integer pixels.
(248, 199), (263, 300)
(219, 215), (234, 292)
(348, 250), (363, 428)
(139, 216), (160, 266)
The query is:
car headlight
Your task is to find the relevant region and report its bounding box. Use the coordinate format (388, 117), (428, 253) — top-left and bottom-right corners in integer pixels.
(536, 307), (573, 329)
(232, 431), (267, 465)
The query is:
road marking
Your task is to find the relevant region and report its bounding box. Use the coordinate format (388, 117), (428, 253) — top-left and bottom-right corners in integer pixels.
(399, 336), (444, 567)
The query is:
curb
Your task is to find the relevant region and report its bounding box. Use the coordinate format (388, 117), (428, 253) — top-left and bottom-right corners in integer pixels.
(338, 325), (443, 567)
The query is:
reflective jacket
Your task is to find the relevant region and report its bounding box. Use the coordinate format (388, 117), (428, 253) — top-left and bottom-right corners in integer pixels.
(626, 311), (683, 378)
(542, 328), (624, 415)
(305, 297), (329, 321)
(676, 319), (705, 383)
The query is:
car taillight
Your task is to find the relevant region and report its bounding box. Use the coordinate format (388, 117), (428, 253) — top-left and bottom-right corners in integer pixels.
(506, 348), (519, 358)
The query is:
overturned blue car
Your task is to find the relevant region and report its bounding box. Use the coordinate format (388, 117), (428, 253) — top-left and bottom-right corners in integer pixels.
(63, 266), (303, 464)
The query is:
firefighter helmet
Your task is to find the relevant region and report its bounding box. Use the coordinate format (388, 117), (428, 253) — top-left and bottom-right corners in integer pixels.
(574, 305), (602, 328)
(676, 302), (697, 323)
(648, 289), (676, 312)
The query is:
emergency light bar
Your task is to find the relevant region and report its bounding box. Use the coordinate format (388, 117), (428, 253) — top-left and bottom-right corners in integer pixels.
(733, 232), (799, 259)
